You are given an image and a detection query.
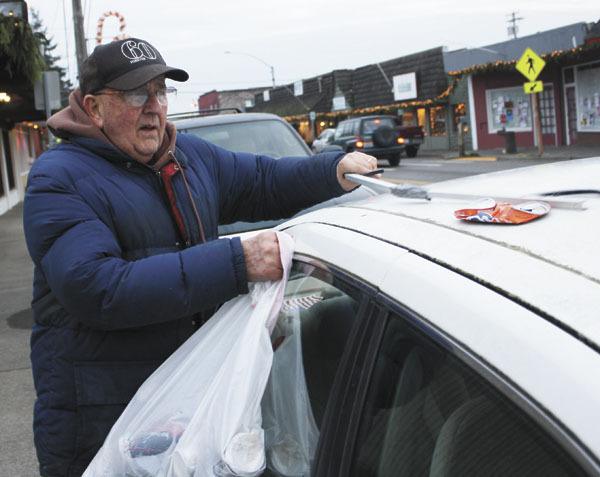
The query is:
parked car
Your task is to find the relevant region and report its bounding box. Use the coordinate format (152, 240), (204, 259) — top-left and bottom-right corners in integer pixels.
(170, 111), (376, 235)
(311, 128), (336, 153)
(259, 157), (600, 476)
(331, 115), (424, 166)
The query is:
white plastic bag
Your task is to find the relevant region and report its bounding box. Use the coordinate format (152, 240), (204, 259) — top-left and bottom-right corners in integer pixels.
(83, 232), (294, 477)
(262, 308), (319, 476)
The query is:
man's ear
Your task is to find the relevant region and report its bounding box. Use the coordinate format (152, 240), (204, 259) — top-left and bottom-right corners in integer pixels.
(82, 94), (104, 128)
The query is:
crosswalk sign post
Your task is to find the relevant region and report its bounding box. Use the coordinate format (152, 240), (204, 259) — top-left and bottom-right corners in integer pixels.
(516, 48), (546, 157)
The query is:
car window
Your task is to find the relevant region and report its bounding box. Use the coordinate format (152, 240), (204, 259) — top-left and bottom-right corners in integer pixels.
(334, 122), (347, 140)
(361, 118), (395, 135)
(351, 312), (586, 477)
(340, 122), (350, 137)
(186, 119), (309, 158)
(261, 260), (361, 476)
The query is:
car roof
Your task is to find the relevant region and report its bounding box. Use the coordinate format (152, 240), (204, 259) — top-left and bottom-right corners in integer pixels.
(283, 157), (600, 351)
(171, 112), (286, 130)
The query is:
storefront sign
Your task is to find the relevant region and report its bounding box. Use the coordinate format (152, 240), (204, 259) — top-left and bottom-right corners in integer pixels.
(393, 72), (417, 101)
(263, 90), (270, 102)
(332, 95), (346, 111)
(294, 80), (303, 96)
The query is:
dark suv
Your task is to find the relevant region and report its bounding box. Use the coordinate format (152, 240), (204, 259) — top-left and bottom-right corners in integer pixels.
(331, 115), (424, 166)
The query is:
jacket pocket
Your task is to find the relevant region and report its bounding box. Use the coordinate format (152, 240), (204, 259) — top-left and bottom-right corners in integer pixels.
(73, 361), (161, 466)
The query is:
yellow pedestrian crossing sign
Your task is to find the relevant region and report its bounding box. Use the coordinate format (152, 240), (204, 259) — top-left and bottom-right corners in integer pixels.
(516, 48), (546, 82)
(524, 81), (544, 94)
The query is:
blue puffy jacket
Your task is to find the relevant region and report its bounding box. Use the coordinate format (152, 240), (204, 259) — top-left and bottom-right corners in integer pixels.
(23, 133), (345, 476)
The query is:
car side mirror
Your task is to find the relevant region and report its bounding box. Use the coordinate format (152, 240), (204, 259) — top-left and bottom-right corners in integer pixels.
(321, 145), (344, 153)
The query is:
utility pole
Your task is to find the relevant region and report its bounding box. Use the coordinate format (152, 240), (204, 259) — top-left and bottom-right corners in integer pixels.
(72, 0), (88, 77)
(507, 11), (523, 39)
(532, 92), (544, 157)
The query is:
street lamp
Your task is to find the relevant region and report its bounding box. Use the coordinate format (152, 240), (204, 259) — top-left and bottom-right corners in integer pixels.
(224, 50), (276, 87)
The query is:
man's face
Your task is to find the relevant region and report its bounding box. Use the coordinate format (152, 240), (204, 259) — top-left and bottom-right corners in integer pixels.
(88, 76), (169, 163)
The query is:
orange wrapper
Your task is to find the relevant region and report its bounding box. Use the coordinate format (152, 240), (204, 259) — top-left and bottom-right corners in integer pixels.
(454, 198), (551, 224)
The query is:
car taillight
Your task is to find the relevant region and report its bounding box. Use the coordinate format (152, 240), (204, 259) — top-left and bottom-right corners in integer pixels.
(397, 137), (405, 144)
(355, 138), (364, 148)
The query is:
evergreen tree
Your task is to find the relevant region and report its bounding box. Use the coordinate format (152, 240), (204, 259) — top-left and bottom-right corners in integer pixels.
(30, 9), (73, 104)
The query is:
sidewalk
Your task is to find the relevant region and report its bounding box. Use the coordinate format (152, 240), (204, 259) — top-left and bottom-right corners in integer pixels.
(0, 203), (38, 475)
(438, 144), (600, 161)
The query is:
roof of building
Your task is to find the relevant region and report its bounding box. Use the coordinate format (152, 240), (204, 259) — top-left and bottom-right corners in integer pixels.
(444, 22), (589, 72)
(352, 47), (447, 108)
(586, 19), (600, 41)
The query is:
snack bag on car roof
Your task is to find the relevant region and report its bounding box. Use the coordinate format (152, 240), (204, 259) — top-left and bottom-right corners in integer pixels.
(83, 232), (295, 477)
(454, 198), (551, 225)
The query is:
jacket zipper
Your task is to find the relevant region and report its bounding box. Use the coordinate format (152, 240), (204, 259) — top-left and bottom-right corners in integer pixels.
(168, 151), (206, 244)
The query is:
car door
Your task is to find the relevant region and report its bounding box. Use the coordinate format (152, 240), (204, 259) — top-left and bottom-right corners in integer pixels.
(262, 255), (380, 476)
(279, 221), (600, 476)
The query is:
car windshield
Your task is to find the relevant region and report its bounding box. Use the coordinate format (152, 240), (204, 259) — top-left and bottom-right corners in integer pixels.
(361, 118), (396, 135)
(186, 119), (309, 158)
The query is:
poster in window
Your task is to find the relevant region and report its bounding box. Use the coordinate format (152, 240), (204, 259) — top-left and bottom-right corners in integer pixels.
(486, 87), (532, 132)
(576, 63), (600, 132)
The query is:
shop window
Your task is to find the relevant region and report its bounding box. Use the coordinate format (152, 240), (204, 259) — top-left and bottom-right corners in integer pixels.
(576, 62), (600, 132)
(539, 87), (556, 135)
(429, 106), (447, 136)
(2, 130), (15, 190)
(417, 108), (426, 132)
(486, 87), (532, 133)
(401, 111), (416, 127)
(564, 67), (575, 84)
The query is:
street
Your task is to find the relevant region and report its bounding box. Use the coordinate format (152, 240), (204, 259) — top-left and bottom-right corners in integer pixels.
(378, 155), (565, 185)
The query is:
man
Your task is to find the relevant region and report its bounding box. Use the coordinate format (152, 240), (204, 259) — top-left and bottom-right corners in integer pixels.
(23, 38), (377, 476)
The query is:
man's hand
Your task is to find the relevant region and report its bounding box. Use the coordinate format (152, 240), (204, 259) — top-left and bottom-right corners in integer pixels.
(336, 151), (380, 191)
(241, 231), (283, 282)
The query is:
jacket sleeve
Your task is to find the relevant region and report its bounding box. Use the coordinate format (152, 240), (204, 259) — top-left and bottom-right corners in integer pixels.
(23, 172), (248, 331)
(199, 140), (347, 224)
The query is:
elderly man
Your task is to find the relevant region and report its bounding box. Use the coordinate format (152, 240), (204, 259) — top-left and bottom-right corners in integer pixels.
(23, 38), (377, 476)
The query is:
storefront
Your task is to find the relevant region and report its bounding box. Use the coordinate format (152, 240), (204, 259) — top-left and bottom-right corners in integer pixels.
(469, 72), (564, 150)
(461, 41), (600, 151)
(0, 123), (43, 215)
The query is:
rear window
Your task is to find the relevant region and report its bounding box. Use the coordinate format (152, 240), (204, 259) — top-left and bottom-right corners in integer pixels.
(186, 119), (309, 158)
(361, 117), (396, 135)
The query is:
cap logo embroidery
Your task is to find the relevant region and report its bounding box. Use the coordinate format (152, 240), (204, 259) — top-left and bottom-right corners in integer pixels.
(121, 40), (157, 64)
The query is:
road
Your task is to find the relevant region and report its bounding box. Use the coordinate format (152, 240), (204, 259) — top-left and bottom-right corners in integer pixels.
(377, 155), (564, 185)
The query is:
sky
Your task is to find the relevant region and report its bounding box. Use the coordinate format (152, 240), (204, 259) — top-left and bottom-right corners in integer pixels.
(24, 0), (600, 114)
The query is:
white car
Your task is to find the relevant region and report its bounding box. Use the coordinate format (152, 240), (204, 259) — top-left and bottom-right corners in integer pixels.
(263, 158), (600, 476)
(311, 128), (336, 153)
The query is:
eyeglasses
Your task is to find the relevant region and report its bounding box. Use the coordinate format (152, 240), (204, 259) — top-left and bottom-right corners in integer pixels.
(96, 86), (177, 107)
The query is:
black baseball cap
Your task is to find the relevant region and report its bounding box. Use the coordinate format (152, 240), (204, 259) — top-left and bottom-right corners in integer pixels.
(80, 38), (189, 95)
